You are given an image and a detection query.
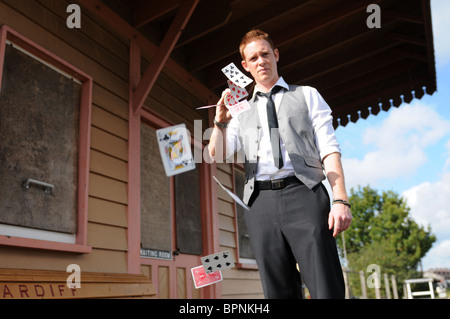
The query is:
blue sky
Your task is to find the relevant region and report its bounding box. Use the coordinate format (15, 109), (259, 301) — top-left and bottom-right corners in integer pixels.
(333, 0), (450, 270)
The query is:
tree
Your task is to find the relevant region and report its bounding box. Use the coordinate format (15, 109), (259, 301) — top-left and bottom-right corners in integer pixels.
(337, 185), (436, 297)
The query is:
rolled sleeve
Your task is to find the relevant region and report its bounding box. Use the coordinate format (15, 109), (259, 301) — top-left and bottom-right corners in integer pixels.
(302, 86), (341, 161)
(225, 117), (241, 160)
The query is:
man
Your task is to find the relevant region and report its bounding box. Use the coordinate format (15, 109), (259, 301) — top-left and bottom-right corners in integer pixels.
(209, 29), (352, 299)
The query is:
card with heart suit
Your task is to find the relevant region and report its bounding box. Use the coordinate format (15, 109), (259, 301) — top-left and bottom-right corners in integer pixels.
(227, 80), (249, 101)
(221, 63), (253, 88)
(201, 251), (235, 274)
(191, 265), (223, 289)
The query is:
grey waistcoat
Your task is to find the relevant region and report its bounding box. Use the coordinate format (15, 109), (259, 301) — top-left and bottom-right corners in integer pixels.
(237, 85), (325, 204)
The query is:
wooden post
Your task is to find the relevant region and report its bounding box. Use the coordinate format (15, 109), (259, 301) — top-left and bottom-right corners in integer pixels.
(343, 268), (350, 299)
(384, 273), (391, 299)
(374, 272), (381, 299)
(391, 275), (399, 299)
(359, 270), (368, 299)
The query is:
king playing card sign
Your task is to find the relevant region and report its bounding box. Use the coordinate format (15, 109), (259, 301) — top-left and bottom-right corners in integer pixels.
(156, 124), (195, 177)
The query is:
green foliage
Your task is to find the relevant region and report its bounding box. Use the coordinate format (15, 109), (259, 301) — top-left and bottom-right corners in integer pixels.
(338, 185), (436, 298)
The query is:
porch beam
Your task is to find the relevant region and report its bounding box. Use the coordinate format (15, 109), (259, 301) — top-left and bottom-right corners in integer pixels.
(77, 0), (215, 105)
(132, 0), (199, 114)
(131, 0), (183, 28)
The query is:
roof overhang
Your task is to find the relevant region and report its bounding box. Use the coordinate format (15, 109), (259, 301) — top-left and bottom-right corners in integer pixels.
(96, 0), (437, 128)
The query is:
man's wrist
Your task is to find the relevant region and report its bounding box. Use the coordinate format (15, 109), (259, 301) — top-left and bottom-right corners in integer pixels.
(332, 199), (351, 208)
(214, 118), (229, 128)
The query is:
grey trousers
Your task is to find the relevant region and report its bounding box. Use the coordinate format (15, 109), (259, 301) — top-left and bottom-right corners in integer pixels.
(245, 181), (345, 299)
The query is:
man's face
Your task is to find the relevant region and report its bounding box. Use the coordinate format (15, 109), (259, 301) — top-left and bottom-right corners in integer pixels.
(241, 39), (279, 89)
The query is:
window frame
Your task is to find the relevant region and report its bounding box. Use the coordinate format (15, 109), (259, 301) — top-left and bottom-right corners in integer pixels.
(0, 26), (92, 254)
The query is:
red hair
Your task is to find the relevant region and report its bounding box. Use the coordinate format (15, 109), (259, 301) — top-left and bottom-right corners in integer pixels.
(239, 29), (276, 60)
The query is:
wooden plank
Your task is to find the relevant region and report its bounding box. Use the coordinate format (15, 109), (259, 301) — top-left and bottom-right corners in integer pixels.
(89, 173), (128, 205)
(0, 282), (154, 299)
(38, 0), (129, 61)
(221, 279), (264, 296)
(158, 266), (170, 299)
(223, 268), (261, 281)
(90, 149), (128, 182)
(148, 80), (206, 124)
(217, 163), (232, 174)
(132, 0), (182, 28)
(218, 198), (234, 217)
(24, 0), (129, 79)
(177, 267), (186, 299)
(91, 106), (128, 140)
(90, 127), (128, 162)
(0, 268), (156, 299)
(216, 169), (233, 188)
(88, 197), (127, 228)
(140, 265), (152, 282)
(87, 223), (127, 251)
(219, 230), (236, 249)
(219, 214), (235, 233)
(222, 293), (264, 299)
(81, 249), (128, 273)
(92, 84), (128, 120)
(0, 268), (148, 283)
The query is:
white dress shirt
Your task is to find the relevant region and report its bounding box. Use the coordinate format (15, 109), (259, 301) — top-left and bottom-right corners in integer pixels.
(226, 77), (340, 181)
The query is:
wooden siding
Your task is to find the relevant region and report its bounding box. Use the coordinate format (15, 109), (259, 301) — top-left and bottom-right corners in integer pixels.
(216, 164), (264, 299)
(0, 0), (129, 273)
(0, 0), (264, 299)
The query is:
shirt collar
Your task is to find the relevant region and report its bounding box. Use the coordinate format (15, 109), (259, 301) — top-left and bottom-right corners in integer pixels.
(252, 77), (289, 102)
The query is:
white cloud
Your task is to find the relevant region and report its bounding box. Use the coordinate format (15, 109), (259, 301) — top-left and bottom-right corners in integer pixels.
(402, 172), (450, 234)
(341, 102), (450, 190)
(402, 172), (450, 269)
(445, 139), (450, 171)
(431, 0), (450, 68)
(420, 240), (450, 270)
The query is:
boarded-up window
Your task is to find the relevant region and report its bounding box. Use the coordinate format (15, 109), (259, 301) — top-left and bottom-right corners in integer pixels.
(0, 43), (80, 234)
(140, 124), (172, 256)
(235, 168), (254, 259)
(140, 123), (203, 258)
(175, 167), (202, 255)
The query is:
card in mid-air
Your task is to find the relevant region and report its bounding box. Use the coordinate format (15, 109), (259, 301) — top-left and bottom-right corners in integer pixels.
(156, 124), (195, 177)
(191, 265), (223, 289)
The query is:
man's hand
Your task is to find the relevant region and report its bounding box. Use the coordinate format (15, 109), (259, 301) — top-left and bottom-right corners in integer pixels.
(328, 203), (352, 237)
(215, 89), (232, 124)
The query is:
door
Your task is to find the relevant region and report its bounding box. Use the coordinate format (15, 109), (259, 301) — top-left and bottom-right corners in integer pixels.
(140, 123), (208, 299)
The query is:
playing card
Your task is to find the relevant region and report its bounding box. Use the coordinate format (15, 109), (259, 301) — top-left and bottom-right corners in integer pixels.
(213, 176), (249, 211)
(191, 265), (223, 289)
(225, 100), (251, 118)
(227, 80), (249, 101)
(221, 63), (253, 88)
(201, 251), (235, 273)
(225, 92), (238, 107)
(156, 124), (195, 177)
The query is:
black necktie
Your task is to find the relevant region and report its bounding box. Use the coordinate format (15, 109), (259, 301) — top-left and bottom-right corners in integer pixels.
(257, 86), (283, 169)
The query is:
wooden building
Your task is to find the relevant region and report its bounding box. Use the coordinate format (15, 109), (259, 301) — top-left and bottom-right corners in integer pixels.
(0, 0), (436, 299)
